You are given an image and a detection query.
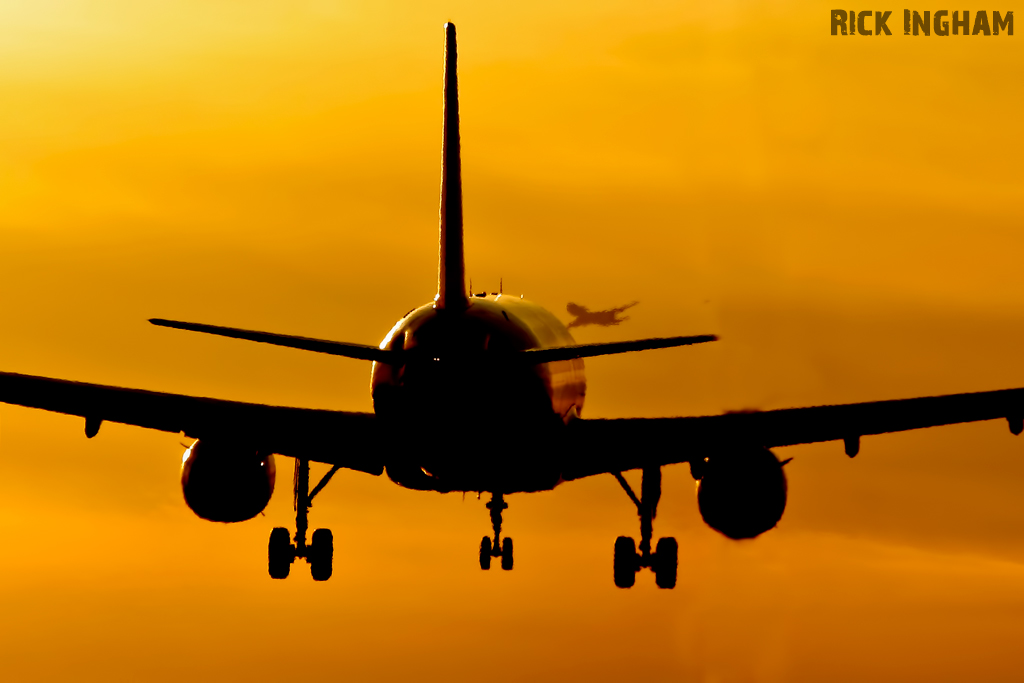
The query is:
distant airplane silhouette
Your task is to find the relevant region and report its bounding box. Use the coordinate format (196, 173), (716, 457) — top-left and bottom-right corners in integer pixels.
(566, 301), (638, 329)
(1, 24), (1024, 590)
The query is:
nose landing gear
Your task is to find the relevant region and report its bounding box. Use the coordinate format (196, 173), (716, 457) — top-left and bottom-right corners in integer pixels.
(612, 467), (677, 589)
(268, 458), (338, 581)
(479, 492), (513, 571)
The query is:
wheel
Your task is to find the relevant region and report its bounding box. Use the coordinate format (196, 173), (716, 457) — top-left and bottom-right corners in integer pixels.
(654, 537), (678, 589)
(500, 537), (514, 571)
(310, 528), (334, 582)
(268, 527), (292, 580)
(613, 536), (637, 588)
(479, 536), (492, 570)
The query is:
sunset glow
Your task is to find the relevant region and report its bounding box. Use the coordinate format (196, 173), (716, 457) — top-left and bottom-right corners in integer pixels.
(1, 2), (1023, 680)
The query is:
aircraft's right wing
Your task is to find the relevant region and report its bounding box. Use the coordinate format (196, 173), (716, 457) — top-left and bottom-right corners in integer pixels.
(560, 386), (1024, 481)
(0, 371), (383, 474)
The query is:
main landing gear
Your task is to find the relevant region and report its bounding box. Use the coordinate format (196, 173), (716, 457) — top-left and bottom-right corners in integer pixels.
(613, 467), (677, 589)
(269, 459), (338, 581)
(479, 492), (514, 571)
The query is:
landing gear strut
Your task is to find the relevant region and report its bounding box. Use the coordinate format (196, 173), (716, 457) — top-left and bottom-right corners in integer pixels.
(268, 459), (338, 581)
(479, 492), (513, 571)
(613, 467), (677, 589)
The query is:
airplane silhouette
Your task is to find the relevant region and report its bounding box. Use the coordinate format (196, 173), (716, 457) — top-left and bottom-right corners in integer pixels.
(566, 301), (638, 329)
(3, 24), (1024, 588)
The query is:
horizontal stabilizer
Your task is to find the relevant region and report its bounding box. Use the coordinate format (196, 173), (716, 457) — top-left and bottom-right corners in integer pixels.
(151, 319), (715, 365)
(150, 319), (398, 363)
(523, 334), (717, 364)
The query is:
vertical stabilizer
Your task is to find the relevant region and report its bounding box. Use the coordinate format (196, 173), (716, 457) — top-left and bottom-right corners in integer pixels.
(436, 22), (468, 310)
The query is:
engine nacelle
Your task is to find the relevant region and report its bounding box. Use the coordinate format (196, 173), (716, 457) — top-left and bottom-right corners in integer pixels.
(695, 446), (787, 540)
(180, 439), (276, 523)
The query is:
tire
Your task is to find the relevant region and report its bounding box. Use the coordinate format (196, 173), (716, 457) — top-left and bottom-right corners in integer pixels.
(479, 536), (492, 570)
(310, 528), (334, 582)
(613, 536), (637, 588)
(654, 537), (678, 589)
(268, 527), (292, 580)
(500, 537), (514, 571)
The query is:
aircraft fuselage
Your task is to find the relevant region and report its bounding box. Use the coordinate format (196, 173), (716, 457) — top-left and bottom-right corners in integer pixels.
(371, 296), (586, 493)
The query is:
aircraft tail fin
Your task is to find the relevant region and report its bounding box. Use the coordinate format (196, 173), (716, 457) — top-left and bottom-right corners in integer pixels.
(436, 22), (468, 311)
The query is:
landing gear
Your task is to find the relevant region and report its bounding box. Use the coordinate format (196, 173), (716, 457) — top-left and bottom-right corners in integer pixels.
(267, 458), (339, 581)
(613, 536), (637, 588)
(268, 527), (292, 579)
(501, 537), (514, 571)
(309, 528), (334, 581)
(479, 536), (492, 570)
(654, 537), (677, 589)
(612, 467), (676, 589)
(479, 493), (513, 571)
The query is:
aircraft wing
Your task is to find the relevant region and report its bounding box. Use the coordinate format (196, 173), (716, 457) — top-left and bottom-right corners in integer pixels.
(0, 371), (383, 474)
(561, 386), (1024, 480)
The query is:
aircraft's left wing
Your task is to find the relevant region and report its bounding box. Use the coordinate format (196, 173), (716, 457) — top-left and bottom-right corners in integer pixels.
(0, 371), (383, 474)
(561, 386), (1024, 480)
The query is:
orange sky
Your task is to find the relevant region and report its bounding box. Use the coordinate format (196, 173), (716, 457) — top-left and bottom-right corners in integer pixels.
(2, 1), (1024, 681)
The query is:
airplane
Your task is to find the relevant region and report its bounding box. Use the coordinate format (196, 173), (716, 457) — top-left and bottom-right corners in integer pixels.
(3, 22), (1024, 588)
(566, 301), (639, 329)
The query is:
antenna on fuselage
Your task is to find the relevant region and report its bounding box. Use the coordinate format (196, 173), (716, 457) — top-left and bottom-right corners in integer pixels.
(435, 22), (468, 311)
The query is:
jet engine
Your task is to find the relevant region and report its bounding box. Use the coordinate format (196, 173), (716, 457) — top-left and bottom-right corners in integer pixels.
(695, 446), (787, 540)
(180, 439), (276, 522)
